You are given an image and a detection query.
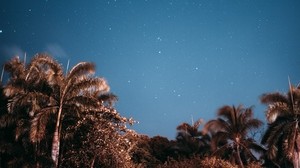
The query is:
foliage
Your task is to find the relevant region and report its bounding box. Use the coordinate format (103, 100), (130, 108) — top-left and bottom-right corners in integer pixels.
(203, 105), (265, 167)
(159, 156), (238, 168)
(129, 134), (178, 167)
(0, 57), (54, 167)
(0, 54), (135, 167)
(260, 84), (300, 167)
(200, 157), (239, 168)
(1, 53), (300, 167)
(129, 134), (161, 167)
(175, 119), (211, 158)
(61, 113), (136, 167)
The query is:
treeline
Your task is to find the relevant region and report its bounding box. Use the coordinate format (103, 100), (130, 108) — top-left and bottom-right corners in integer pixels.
(0, 54), (299, 168)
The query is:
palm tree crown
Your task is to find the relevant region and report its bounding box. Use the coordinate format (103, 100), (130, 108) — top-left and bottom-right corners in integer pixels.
(203, 105), (264, 167)
(175, 119), (210, 157)
(261, 84), (300, 167)
(3, 54), (110, 167)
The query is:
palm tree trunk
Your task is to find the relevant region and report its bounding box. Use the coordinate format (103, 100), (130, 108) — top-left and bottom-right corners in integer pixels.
(298, 152), (300, 168)
(90, 156), (96, 168)
(236, 146), (244, 168)
(293, 150), (300, 168)
(52, 126), (60, 167)
(293, 123), (300, 168)
(51, 104), (63, 167)
(293, 151), (299, 168)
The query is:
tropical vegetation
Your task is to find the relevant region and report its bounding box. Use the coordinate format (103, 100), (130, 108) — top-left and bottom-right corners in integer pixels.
(260, 82), (300, 167)
(203, 105), (265, 167)
(0, 53), (299, 167)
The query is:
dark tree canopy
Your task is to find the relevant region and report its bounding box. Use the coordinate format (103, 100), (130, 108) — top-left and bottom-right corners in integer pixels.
(0, 53), (299, 168)
(0, 54), (136, 167)
(261, 84), (300, 167)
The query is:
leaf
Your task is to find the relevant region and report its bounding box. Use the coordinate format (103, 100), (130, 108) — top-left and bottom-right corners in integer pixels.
(30, 108), (53, 143)
(66, 62), (95, 81)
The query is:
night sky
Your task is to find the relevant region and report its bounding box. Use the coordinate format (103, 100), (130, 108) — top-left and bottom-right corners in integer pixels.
(1, 0), (300, 139)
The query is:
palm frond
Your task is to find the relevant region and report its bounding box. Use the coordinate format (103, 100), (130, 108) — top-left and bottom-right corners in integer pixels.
(27, 54), (64, 87)
(267, 145), (279, 161)
(66, 62), (95, 81)
(25, 65), (40, 81)
(245, 139), (266, 154)
(0, 113), (16, 128)
(65, 96), (100, 112)
(261, 116), (291, 145)
(211, 131), (230, 152)
(30, 108), (54, 143)
(241, 119), (263, 136)
(284, 121), (298, 160)
(7, 94), (26, 113)
(65, 78), (109, 98)
(3, 84), (25, 98)
(98, 93), (118, 107)
(261, 93), (289, 105)
(29, 53), (63, 76)
(7, 92), (52, 115)
(193, 118), (204, 129)
(239, 107), (253, 123)
(15, 119), (30, 140)
(218, 105), (237, 127)
(265, 102), (289, 123)
(203, 119), (228, 135)
(4, 56), (26, 79)
(176, 122), (190, 131)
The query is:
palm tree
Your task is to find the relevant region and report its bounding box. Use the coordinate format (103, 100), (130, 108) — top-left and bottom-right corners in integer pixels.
(203, 105), (264, 167)
(261, 83), (300, 167)
(2, 56), (54, 167)
(4, 54), (110, 167)
(50, 61), (110, 167)
(176, 119), (204, 139)
(175, 119), (211, 157)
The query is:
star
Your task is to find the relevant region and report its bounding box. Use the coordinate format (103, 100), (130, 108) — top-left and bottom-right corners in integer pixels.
(0, 30), (2, 33)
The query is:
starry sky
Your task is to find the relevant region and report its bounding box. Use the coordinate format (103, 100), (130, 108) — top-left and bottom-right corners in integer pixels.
(1, 0), (300, 139)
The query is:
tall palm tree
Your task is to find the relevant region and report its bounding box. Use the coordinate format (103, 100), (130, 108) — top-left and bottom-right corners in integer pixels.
(261, 83), (300, 167)
(203, 105), (264, 167)
(4, 54), (110, 167)
(50, 60), (110, 167)
(1, 56), (55, 167)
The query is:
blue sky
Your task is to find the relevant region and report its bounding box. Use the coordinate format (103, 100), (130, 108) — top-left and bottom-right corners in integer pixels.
(1, 0), (300, 139)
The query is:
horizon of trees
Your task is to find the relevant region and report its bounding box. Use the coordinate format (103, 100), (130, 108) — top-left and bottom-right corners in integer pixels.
(0, 53), (299, 168)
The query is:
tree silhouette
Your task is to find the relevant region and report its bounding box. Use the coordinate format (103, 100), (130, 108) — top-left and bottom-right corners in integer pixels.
(129, 135), (173, 167)
(47, 57), (110, 167)
(175, 119), (211, 158)
(7, 52), (300, 167)
(1, 54), (137, 167)
(261, 83), (300, 167)
(203, 105), (264, 167)
(60, 107), (136, 167)
(1, 56), (54, 167)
